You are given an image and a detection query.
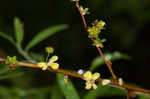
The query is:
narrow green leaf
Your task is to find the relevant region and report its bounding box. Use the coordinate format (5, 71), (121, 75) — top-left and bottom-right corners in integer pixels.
(139, 95), (150, 99)
(90, 51), (131, 71)
(51, 85), (63, 99)
(83, 84), (127, 99)
(57, 74), (80, 99)
(0, 68), (9, 75)
(25, 24), (68, 51)
(135, 92), (150, 99)
(29, 52), (44, 61)
(0, 72), (23, 80)
(14, 17), (24, 45)
(0, 32), (16, 45)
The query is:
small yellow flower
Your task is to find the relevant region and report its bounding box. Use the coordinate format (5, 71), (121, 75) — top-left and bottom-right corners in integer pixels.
(83, 71), (100, 90)
(88, 27), (100, 38)
(45, 47), (54, 54)
(96, 20), (105, 29)
(37, 62), (48, 70)
(47, 55), (59, 70)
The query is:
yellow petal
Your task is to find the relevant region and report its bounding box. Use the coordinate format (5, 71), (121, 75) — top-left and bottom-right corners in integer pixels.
(85, 81), (92, 90)
(42, 65), (48, 70)
(92, 72), (100, 80)
(83, 71), (92, 81)
(93, 83), (98, 90)
(50, 63), (59, 70)
(37, 62), (47, 68)
(49, 55), (58, 62)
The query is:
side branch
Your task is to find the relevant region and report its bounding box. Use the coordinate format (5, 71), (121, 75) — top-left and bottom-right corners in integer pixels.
(75, 1), (117, 80)
(0, 58), (150, 94)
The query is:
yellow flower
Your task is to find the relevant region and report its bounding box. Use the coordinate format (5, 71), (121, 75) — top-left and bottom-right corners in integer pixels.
(37, 62), (48, 70)
(96, 20), (105, 30)
(88, 27), (100, 38)
(83, 71), (100, 90)
(47, 55), (59, 70)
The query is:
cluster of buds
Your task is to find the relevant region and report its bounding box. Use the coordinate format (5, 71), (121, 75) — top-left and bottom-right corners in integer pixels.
(5, 56), (18, 66)
(80, 6), (89, 16)
(88, 20), (105, 39)
(45, 47), (54, 54)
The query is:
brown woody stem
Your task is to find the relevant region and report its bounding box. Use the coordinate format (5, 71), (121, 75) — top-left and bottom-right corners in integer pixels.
(0, 58), (150, 94)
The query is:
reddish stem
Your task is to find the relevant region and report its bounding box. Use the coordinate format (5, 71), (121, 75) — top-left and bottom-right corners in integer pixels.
(75, 1), (117, 80)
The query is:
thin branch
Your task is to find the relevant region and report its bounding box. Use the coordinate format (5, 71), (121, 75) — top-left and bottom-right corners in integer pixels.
(0, 58), (150, 94)
(75, 1), (117, 80)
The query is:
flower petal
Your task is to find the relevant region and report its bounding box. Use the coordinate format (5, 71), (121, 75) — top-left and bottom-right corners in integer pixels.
(37, 62), (47, 68)
(93, 83), (98, 89)
(85, 81), (92, 90)
(50, 63), (59, 70)
(92, 72), (100, 80)
(83, 71), (92, 81)
(42, 65), (48, 70)
(49, 55), (58, 62)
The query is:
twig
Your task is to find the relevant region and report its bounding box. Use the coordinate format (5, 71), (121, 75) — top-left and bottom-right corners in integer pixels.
(0, 58), (150, 94)
(75, 1), (117, 80)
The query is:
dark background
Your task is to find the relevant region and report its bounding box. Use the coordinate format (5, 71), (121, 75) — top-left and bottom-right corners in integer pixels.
(0, 0), (150, 98)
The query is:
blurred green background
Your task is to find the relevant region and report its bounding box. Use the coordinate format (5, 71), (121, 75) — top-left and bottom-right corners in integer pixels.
(0, 0), (150, 99)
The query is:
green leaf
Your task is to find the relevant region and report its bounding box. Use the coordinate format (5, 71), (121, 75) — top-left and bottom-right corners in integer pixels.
(90, 51), (131, 71)
(0, 32), (16, 45)
(0, 67), (9, 75)
(14, 17), (24, 45)
(0, 87), (51, 99)
(135, 92), (150, 99)
(29, 52), (44, 61)
(57, 74), (80, 99)
(0, 72), (23, 80)
(83, 84), (127, 99)
(51, 85), (63, 99)
(25, 24), (68, 51)
(84, 83), (150, 99)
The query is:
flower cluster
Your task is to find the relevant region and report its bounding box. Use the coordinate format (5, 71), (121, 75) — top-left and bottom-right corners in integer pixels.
(37, 55), (59, 70)
(83, 71), (100, 90)
(5, 56), (18, 66)
(88, 20), (105, 39)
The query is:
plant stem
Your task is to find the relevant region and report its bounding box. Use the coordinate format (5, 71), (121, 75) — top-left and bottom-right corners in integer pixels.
(46, 53), (50, 63)
(0, 58), (150, 94)
(75, 1), (117, 80)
